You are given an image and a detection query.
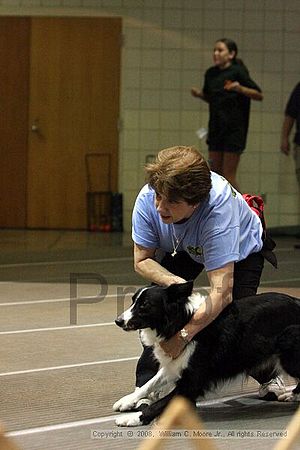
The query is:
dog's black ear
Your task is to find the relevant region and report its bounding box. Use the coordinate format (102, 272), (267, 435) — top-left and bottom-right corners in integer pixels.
(166, 280), (193, 300)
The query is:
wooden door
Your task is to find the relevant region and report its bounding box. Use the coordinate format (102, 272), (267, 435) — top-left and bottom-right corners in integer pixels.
(0, 18), (30, 228)
(27, 17), (121, 229)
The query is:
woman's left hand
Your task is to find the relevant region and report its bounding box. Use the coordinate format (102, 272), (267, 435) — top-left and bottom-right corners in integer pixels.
(159, 333), (187, 359)
(224, 80), (241, 92)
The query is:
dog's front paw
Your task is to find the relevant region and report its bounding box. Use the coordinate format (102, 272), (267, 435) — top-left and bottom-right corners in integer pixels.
(115, 412), (143, 427)
(113, 393), (138, 412)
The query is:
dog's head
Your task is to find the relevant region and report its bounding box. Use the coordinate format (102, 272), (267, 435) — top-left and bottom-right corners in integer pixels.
(115, 281), (194, 339)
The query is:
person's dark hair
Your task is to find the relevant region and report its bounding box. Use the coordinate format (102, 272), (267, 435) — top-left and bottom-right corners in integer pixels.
(145, 146), (212, 205)
(217, 38), (248, 72)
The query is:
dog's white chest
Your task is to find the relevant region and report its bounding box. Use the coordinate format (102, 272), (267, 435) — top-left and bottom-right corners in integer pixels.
(154, 341), (196, 378)
(140, 328), (196, 380)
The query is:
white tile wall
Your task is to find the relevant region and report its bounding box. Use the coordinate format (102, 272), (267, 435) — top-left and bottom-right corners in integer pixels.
(1, 0), (299, 231)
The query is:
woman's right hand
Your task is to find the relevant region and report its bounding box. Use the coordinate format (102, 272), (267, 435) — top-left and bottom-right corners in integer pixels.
(280, 138), (290, 155)
(167, 275), (187, 286)
(191, 87), (201, 97)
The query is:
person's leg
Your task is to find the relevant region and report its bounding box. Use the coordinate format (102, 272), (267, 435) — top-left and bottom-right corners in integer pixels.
(222, 152), (241, 191)
(135, 345), (160, 388)
(135, 252), (204, 390)
(233, 251), (264, 300)
(293, 143), (300, 186)
(208, 150), (224, 174)
(293, 144), (300, 248)
(234, 252), (285, 399)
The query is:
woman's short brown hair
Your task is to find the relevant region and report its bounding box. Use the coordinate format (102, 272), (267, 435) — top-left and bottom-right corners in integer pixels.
(145, 146), (212, 205)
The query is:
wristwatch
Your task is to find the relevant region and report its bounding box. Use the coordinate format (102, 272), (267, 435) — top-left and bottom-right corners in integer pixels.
(179, 328), (190, 345)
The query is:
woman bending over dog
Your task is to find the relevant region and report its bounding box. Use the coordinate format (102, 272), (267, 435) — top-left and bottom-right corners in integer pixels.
(131, 145), (284, 408)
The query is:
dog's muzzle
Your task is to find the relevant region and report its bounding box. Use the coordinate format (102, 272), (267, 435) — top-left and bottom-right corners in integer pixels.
(115, 317), (125, 328)
(115, 315), (136, 331)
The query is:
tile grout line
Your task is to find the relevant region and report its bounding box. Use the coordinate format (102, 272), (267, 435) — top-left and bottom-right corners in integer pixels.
(0, 356), (140, 377)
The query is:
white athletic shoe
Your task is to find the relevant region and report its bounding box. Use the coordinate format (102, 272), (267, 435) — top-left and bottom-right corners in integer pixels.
(259, 376), (286, 401)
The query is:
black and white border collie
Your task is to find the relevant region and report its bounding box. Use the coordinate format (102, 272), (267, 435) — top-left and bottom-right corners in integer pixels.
(114, 281), (300, 427)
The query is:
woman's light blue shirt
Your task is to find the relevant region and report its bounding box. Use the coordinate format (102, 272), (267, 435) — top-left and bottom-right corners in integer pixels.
(132, 172), (263, 271)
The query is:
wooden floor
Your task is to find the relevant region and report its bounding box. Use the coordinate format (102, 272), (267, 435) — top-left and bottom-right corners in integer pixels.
(0, 230), (299, 450)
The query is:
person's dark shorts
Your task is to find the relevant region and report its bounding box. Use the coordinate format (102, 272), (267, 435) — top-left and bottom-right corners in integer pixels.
(207, 126), (247, 153)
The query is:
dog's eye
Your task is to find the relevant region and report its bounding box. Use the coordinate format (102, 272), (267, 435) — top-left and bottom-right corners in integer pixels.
(138, 303), (149, 313)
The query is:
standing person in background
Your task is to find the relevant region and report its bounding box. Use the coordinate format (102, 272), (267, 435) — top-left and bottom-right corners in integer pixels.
(280, 82), (300, 185)
(280, 82), (300, 249)
(191, 38), (263, 191)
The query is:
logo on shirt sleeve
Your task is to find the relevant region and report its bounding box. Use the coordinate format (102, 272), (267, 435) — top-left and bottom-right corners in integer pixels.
(187, 245), (203, 257)
(220, 176), (237, 197)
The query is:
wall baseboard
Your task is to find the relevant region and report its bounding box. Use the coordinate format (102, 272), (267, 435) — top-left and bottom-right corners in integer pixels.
(269, 225), (300, 237)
